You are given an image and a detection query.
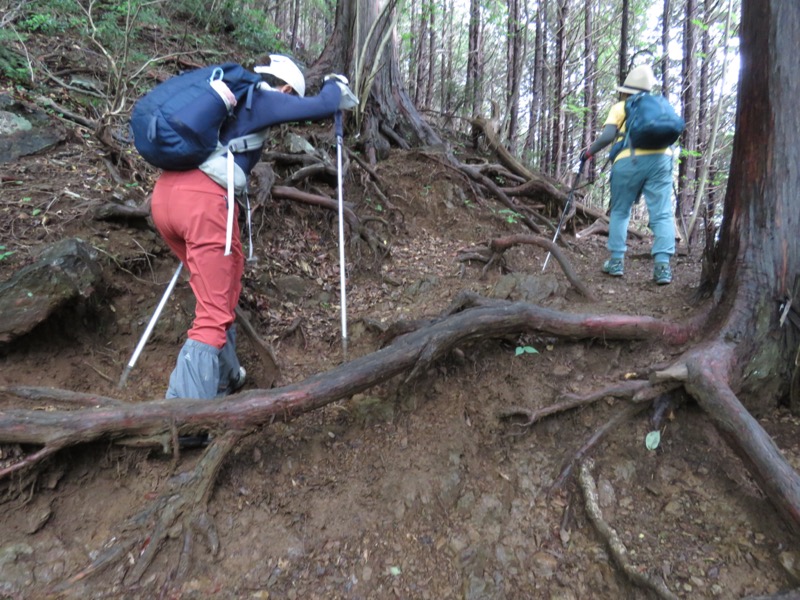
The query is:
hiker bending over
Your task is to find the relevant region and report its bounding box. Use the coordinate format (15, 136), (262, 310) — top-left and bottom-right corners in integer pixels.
(150, 55), (357, 399)
(580, 64), (679, 286)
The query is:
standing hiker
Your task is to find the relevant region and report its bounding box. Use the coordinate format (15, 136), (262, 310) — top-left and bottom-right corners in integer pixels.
(149, 55), (356, 399)
(580, 64), (681, 285)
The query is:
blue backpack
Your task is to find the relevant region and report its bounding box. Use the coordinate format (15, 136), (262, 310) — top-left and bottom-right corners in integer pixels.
(609, 92), (685, 161)
(130, 63), (262, 171)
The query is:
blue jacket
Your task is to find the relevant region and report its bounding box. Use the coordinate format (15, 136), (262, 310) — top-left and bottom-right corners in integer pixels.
(219, 80), (342, 177)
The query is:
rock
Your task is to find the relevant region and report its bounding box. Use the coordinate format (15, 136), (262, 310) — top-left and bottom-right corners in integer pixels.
(491, 273), (562, 303)
(23, 499), (52, 534)
(273, 274), (315, 300)
(0, 238), (103, 343)
(0, 542), (34, 591)
(597, 477), (617, 509)
(464, 575), (490, 600)
(286, 132), (316, 155)
(439, 471), (462, 508)
(0, 94), (66, 164)
(779, 550), (800, 582)
(531, 550), (558, 578)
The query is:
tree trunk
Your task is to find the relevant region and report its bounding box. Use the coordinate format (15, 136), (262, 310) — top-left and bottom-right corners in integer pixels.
(523, 1), (545, 166)
(425, 5), (435, 109)
(583, 0), (596, 182)
(551, 0), (568, 178)
(312, 0), (442, 154)
(505, 0), (523, 152)
(701, 0), (800, 413)
(467, 0), (483, 148)
(661, 0), (671, 93)
(678, 0), (699, 241)
(619, 0), (629, 79)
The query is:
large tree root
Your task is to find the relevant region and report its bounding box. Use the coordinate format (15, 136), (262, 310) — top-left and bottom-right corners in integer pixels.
(56, 430), (244, 590)
(579, 460), (680, 600)
(5, 295), (800, 585)
(271, 185), (391, 267)
(681, 341), (800, 534)
(0, 296), (696, 473)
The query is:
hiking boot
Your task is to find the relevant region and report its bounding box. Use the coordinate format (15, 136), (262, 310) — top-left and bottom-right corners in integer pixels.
(178, 433), (212, 449)
(228, 366), (247, 394)
(602, 258), (624, 277)
(653, 263), (672, 285)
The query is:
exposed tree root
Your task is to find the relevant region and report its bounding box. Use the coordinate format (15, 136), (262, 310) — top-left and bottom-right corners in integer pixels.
(271, 185), (391, 268)
(90, 202), (150, 222)
(271, 185), (359, 229)
(489, 234), (595, 299)
(7, 294), (800, 584)
(683, 341), (800, 534)
(0, 296), (695, 457)
(579, 460), (680, 600)
(576, 219), (609, 239)
(55, 430), (245, 589)
(552, 402), (649, 491)
(455, 235), (593, 299)
(0, 386), (125, 407)
(235, 306), (280, 388)
(499, 379), (651, 427)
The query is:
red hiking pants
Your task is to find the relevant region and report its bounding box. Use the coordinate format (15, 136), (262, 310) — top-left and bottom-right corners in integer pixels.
(151, 170), (243, 349)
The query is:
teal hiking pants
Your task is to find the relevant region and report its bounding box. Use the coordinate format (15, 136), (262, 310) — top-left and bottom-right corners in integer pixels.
(608, 153), (675, 258)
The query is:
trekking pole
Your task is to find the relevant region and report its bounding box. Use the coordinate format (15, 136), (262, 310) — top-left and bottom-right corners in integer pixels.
(542, 158), (586, 272)
(117, 262), (183, 389)
(334, 110), (348, 360)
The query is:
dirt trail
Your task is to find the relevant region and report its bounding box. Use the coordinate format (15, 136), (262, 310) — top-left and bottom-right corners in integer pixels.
(0, 117), (798, 599)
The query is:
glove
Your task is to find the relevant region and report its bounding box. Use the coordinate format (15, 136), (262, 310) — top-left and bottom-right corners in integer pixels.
(324, 73), (349, 85)
(579, 149), (592, 162)
(324, 74), (359, 111)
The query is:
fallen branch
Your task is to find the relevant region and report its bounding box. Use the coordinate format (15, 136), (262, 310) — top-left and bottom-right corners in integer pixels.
(34, 95), (96, 129)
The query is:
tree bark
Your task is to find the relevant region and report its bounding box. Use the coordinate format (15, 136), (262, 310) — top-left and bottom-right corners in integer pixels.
(702, 0), (800, 412)
(678, 0), (699, 240)
(312, 0), (442, 153)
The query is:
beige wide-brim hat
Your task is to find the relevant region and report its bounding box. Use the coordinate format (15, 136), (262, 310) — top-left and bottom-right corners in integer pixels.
(616, 65), (657, 94)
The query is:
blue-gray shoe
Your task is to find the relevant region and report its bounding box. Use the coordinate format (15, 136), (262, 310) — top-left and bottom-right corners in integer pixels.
(228, 366), (247, 394)
(653, 263), (672, 285)
(602, 258), (624, 277)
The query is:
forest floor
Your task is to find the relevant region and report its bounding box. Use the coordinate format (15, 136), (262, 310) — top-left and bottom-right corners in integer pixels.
(2, 33), (800, 600)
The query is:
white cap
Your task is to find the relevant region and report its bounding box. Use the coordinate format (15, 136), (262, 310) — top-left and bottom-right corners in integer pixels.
(616, 65), (657, 94)
(254, 55), (306, 97)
